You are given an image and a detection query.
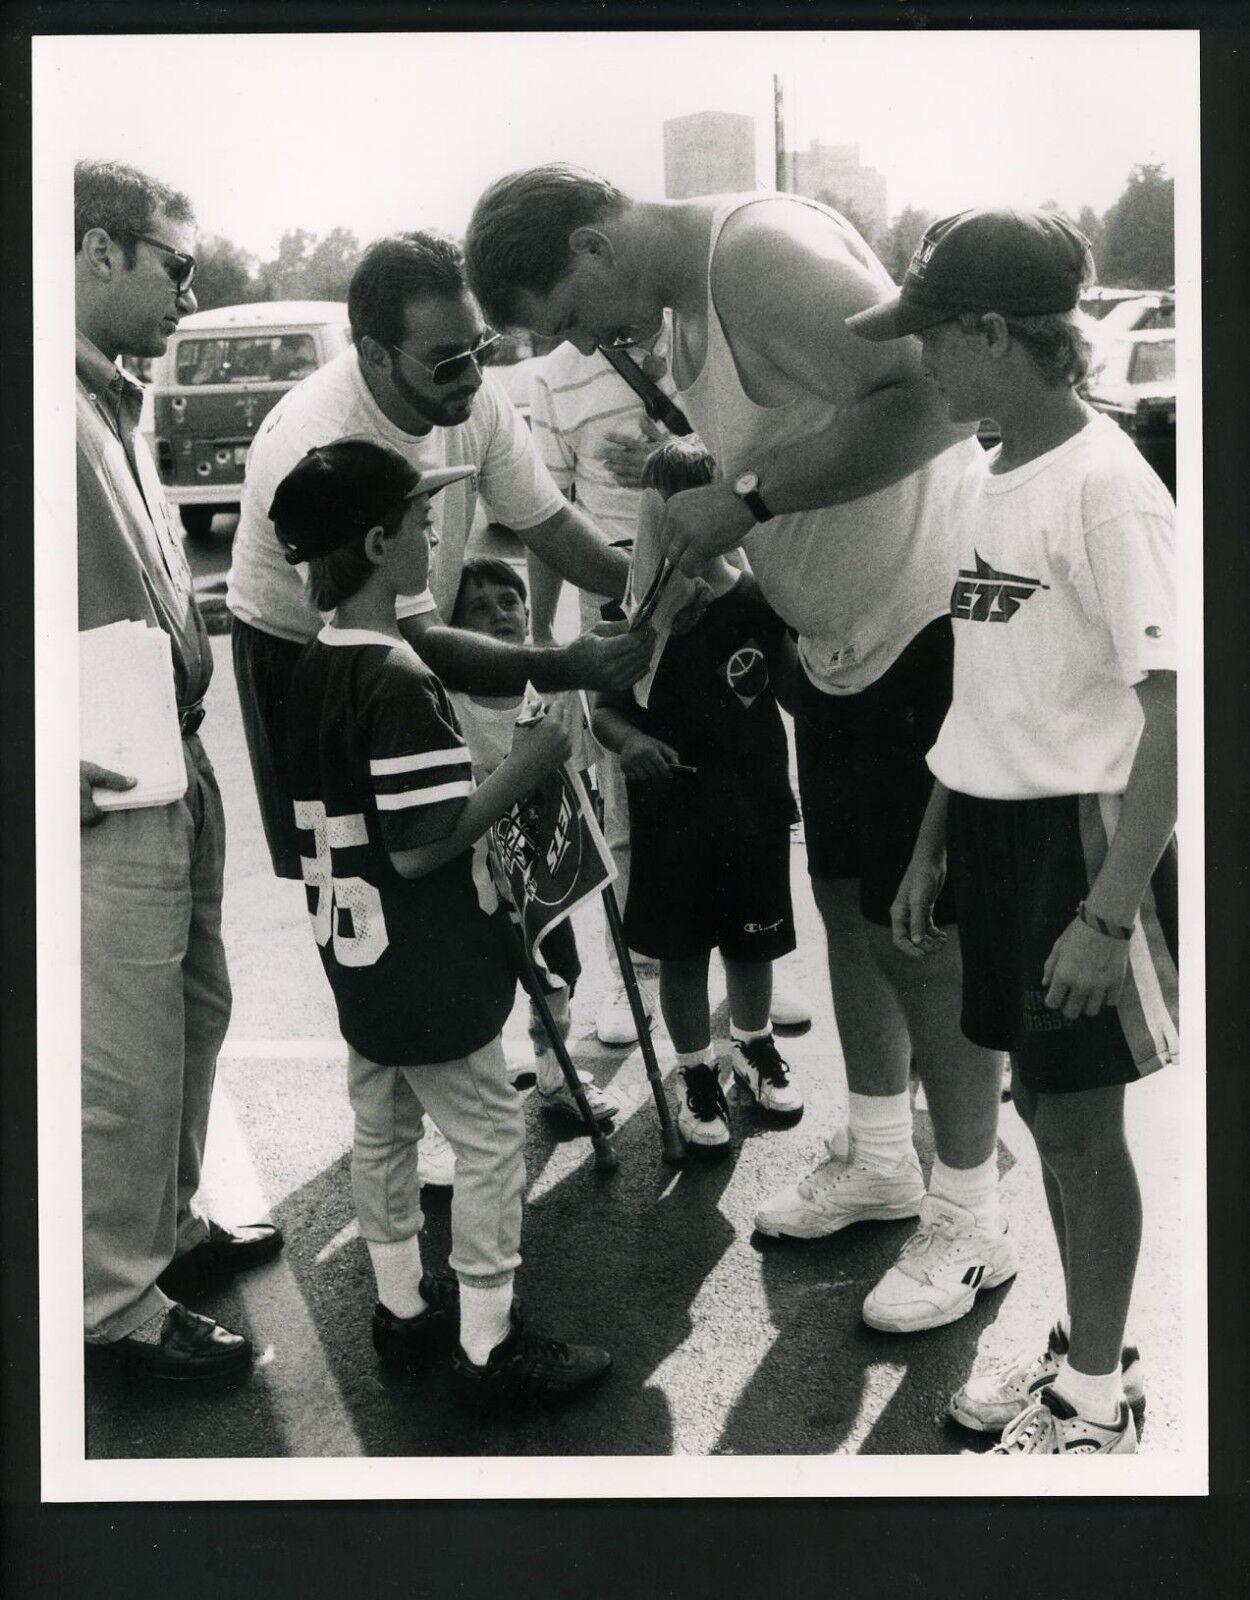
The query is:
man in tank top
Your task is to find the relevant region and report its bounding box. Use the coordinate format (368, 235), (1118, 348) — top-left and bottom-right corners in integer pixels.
(466, 167), (1013, 1338)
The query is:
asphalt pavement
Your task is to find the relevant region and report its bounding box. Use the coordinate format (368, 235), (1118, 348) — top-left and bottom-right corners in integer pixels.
(83, 518), (1190, 1462)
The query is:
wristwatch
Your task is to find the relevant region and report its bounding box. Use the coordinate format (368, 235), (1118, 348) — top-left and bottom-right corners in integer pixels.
(733, 470), (773, 523)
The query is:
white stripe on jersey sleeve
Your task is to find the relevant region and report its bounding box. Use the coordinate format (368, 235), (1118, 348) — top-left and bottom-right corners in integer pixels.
(375, 779), (474, 811)
(371, 747), (468, 776)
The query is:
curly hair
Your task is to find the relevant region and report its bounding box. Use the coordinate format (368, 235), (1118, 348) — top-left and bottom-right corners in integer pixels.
(74, 159), (194, 266)
(347, 232), (467, 349)
(957, 308), (1096, 389)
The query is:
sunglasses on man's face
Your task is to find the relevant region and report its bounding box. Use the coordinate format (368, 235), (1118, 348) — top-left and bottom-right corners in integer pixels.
(387, 331), (501, 386)
(128, 231), (197, 294)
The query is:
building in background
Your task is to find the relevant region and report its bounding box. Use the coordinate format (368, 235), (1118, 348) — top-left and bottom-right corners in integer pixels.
(663, 110), (756, 198)
(788, 141), (888, 241)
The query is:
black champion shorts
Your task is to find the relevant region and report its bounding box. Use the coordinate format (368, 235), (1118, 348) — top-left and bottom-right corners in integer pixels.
(792, 616), (956, 927)
(948, 790), (1179, 1095)
(622, 799), (796, 966)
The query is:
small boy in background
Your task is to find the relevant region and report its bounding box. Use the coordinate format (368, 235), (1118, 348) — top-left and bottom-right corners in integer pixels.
(448, 556), (616, 1125)
(592, 440), (805, 1155)
(273, 439), (612, 1406)
(850, 208), (1176, 1454)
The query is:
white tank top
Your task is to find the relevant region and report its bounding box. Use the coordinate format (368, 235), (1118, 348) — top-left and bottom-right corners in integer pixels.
(673, 192), (980, 694)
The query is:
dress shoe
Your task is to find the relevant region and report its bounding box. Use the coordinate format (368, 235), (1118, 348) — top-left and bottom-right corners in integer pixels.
(86, 1304), (253, 1382)
(157, 1218), (284, 1297)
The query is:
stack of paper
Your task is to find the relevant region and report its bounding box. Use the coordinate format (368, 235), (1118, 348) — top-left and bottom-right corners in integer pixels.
(79, 621), (187, 811)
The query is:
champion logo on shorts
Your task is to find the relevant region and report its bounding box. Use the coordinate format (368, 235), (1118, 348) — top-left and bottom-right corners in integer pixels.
(950, 550), (1050, 625)
(744, 918), (783, 934)
(722, 639), (769, 707)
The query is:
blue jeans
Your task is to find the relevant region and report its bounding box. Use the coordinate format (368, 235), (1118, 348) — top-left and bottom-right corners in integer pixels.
(81, 736), (232, 1340)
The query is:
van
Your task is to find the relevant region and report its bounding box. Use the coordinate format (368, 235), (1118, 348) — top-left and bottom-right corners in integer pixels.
(151, 300), (351, 539)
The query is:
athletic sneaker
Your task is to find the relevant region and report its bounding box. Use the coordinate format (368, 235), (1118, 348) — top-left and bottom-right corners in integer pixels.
(752, 1129), (924, 1239)
(372, 1271), (460, 1370)
(536, 1072), (618, 1126)
(450, 1308), (612, 1407)
(991, 1385), (1138, 1454)
(768, 978), (812, 1030)
(418, 1116), (455, 1190)
(861, 1196), (1017, 1333)
(950, 1323), (1146, 1434)
(595, 981), (655, 1047)
(731, 1036), (804, 1119)
(677, 1063), (731, 1154)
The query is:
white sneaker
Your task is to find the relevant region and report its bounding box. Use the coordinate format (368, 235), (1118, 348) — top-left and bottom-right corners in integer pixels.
(861, 1195), (1017, 1333)
(768, 979), (811, 1029)
(595, 982), (654, 1047)
(677, 1064), (731, 1154)
(950, 1324), (1146, 1434)
(731, 1035), (804, 1119)
(991, 1385), (1138, 1454)
(536, 1072), (618, 1126)
(753, 1129), (924, 1239)
(418, 1116), (455, 1190)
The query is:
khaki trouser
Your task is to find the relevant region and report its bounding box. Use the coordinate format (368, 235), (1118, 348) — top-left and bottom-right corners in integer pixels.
(81, 736), (232, 1341)
(347, 1035), (524, 1288)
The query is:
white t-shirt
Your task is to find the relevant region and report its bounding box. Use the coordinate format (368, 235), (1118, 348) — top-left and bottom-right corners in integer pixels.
(448, 689), (600, 781)
(529, 320), (681, 549)
(928, 412), (1176, 800)
(226, 348), (566, 642)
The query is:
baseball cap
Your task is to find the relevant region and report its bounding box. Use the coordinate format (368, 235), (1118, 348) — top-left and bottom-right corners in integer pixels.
(269, 438), (476, 564)
(846, 208), (1095, 342)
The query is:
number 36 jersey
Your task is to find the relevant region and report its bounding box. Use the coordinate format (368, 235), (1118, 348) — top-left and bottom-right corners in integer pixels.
(286, 626), (516, 1066)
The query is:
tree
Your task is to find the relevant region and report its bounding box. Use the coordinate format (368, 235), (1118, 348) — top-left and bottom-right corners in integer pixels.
(192, 234), (260, 312)
(1076, 205), (1106, 270)
(878, 205), (936, 283)
(1098, 163), (1174, 289)
(814, 189), (882, 253)
(256, 226), (361, 302)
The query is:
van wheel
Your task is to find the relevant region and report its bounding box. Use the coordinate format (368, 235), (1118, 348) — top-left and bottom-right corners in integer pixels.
(180, 506), (217, 541)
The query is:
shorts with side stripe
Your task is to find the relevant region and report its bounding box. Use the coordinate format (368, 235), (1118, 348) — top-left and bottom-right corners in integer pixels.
(947, 790), (1178, 1094)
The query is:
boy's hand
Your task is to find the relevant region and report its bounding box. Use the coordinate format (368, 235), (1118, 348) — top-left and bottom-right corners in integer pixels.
(601, 416), (665, 488)
(510, 706), (573, 782)
(80, 760), (135, 826)
(662, 483), (755, 575)
(889, 849), (950, 959)
(559, 624), (654, 690)
(1042, 918), (1130, 1020)
(619, 731), (681, 782)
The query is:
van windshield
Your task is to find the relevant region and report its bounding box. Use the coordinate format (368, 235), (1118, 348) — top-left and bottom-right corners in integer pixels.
(174, 332), (319, 386)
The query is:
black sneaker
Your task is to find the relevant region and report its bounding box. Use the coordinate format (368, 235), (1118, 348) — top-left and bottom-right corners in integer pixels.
(732, 1036), (804, 1120)
(372, 1270), (460, 1369)
(450, 1308), (612, 1407)
(676, 1063), (732, 1154)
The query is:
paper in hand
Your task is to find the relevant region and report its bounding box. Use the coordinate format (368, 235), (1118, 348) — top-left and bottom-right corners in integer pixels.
(80, 621), (187, 810)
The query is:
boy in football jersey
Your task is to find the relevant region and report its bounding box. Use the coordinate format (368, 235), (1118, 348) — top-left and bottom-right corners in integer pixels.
(447, 555), (616, 1124)
(850, 209), (1177, 1455)
(591, 441), (805, 1154)
(272, 439), (612, 1406)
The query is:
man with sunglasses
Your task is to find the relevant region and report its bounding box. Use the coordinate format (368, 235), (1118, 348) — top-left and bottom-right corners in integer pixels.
(76, 159), (281, 1383)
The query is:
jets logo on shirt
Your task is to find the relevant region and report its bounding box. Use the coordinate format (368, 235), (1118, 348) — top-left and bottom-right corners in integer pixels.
(722, 640), (769, 708)
(950, 551), (1050, 624)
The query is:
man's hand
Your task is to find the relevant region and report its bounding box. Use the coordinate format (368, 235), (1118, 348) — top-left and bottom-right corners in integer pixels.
(667, 577), (715, 637)
(1042, 918), (1131, 1021)
(889, 849), (950, 959)
(661, 483), (755, 575)
(557, 623), (654, 691)
(601, 415), (666, 488)
(80, 760), (135, 826)
(619, 730), (681, 782)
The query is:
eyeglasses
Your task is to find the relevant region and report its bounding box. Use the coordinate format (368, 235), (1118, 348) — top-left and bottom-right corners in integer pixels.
(387, 331), (501, 386)
(127, 231), (197, 294)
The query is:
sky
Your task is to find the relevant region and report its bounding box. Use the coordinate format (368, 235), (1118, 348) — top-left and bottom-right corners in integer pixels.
(35, 28), (1197, 260)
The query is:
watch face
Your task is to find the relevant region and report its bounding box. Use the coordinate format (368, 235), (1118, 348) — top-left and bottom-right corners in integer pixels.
(735, 471), (759, 496)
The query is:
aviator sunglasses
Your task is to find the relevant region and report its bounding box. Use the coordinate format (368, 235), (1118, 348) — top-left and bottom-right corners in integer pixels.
(386, 331), (502, 386)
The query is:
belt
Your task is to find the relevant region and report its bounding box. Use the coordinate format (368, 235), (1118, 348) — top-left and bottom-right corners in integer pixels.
(179, 702), (206, 739)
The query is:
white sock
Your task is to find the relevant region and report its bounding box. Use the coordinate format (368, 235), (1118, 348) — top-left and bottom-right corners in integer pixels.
(676, 1046), (714, 1071)
(458, 1277), (515, 1367)
(366, 1235), (427, 1319)
(730, 1022), (771, 1044)
(848, 1090), (913, 1167)
(928, 1153), (1001, 1233)
(1051, 1356), (1124, 1426)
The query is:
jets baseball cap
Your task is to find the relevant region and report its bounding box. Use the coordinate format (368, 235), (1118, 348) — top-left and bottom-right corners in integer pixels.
(269, 438), (476, 564)
(846, 207), (1095, 342)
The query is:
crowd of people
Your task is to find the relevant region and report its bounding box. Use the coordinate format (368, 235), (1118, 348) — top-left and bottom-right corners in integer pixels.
(76, 155), (1177, 1456)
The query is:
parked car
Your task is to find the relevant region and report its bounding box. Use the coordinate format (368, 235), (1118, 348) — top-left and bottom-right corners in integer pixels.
(1082, 327), (1176, 495)
(150, 300), (351, 539)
